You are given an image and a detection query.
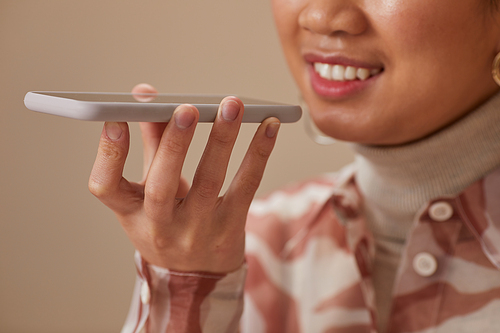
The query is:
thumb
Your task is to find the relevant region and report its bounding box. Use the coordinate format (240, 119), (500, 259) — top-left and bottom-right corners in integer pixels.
(89, 122), (137, 214)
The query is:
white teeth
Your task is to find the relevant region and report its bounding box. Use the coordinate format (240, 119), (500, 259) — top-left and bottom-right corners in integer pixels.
(315, 62), (331, 80)
(314, 62), (322, 73)
(314, 62), (382, 81)
(332, 65), (345, 81)
(345, 66), (357, 80)
(357, 68), (370, 80)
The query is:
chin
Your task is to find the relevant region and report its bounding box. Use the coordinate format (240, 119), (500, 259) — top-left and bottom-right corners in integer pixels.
(309, 110), (406, 146)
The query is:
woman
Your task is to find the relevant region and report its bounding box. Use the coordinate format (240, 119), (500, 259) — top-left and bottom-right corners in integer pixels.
(89, 0), (500, 332)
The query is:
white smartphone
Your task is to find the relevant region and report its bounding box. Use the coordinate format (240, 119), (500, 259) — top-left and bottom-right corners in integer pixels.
(24, 91), (302, 123)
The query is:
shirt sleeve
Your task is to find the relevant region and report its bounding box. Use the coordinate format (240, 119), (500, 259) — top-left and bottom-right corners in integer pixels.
(121, 251), (247, 333)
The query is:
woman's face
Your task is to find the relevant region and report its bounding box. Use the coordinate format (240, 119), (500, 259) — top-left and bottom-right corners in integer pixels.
(272, 0), (500, 145)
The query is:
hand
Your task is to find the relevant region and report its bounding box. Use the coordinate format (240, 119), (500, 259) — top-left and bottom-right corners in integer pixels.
(88, 84), (280, 273)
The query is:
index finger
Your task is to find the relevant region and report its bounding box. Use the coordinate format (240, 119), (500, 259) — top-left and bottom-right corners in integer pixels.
(143, 104), (199, 220)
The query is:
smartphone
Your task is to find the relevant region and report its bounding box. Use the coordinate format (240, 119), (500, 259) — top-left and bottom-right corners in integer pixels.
(24, 91), (302, 123)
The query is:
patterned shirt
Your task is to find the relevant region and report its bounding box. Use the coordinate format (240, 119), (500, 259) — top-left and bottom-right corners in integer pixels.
(122, 164), (500, 333)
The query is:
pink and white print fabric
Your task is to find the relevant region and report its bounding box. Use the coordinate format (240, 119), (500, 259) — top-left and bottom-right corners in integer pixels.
(122, 166), (500, 333)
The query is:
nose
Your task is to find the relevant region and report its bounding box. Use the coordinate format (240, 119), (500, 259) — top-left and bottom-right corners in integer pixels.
(298, 0), (368, 36)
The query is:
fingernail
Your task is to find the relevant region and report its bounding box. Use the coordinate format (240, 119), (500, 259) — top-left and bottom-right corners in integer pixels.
(266, 122), (280, 138)
(105, 122), (122, 140)
(174, 108), (196, 129)
(221, 100), (240, 121)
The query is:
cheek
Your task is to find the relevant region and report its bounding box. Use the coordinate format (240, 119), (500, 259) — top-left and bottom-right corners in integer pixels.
(370, 3), (460, 104)
(373, 4), (433, 58)
(271, 0), (303, 44)
(271, 0), (306, 82)
(374, 0), (488, 69)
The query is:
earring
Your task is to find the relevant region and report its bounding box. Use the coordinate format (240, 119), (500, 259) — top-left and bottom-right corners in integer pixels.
(492, 52), (500, 86)
(299, 96), (336, 145)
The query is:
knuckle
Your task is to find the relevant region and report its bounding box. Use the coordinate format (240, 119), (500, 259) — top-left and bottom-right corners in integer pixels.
(140, 226), (170, 253)
(144, 182), (168, 206)
(253, 145), (272, 160)
(210, 132), (233, 148)
(194, 179), (220, 199)
(163, 138), (185, 156)
(150, 230), (196, 257)
(143, 207), (165, 226)
(238, 175), (261, 197)
(88, 177), (110, 198)
(151, 231), (171, 251)
(178, 235), (197, 254)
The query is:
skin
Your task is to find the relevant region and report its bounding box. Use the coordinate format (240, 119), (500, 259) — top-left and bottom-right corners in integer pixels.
(272, 0), (500, 145)
(90, 1), (500, 273)
(89, 86), (281, 272)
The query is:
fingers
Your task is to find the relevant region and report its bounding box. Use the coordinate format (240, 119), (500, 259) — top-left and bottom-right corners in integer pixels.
(89, 122), (139, 214)
(133, 83), (189, 197)
(132, 83), (158, 102)
(132, 83), (157, 95)
(188, 97), (244, 206)
(224, 117), (280, 214)
(130, 84), (167, 180)
(140, 122), (168, 180)
(143, 104), (199, 219)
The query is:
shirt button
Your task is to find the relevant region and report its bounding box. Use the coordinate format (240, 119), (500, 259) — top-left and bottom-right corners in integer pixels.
(140, 281), (151, 305)
(429, 201), (453, 222)
(413, 252), (438, 277)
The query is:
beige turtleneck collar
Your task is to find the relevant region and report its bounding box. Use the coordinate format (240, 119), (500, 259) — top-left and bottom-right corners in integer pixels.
(352, 91), (500, 241)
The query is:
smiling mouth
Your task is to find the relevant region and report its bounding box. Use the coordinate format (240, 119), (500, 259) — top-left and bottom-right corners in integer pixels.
(313, 62), (383, 81)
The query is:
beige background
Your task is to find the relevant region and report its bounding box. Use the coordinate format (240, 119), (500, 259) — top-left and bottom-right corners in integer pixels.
(0, 1), (354, 332)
